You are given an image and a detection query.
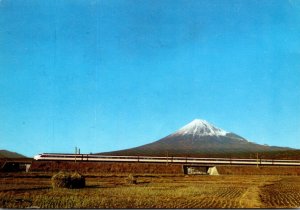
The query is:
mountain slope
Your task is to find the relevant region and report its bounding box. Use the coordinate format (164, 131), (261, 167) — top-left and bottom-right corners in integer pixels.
(100, 119), (293, 157)
(0, 150), (27, 158)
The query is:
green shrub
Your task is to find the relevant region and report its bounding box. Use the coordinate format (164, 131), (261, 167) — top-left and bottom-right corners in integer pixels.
(51, 171), (85, 189)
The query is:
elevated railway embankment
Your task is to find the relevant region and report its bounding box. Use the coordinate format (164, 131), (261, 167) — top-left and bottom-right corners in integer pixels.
(30, 154), (300, 175)
(29, 161), (300, 175)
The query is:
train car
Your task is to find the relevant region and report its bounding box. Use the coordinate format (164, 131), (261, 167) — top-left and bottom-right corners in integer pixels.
(33, 153), (300, 166)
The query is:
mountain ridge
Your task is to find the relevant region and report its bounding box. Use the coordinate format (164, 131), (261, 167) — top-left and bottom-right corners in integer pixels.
(99, 119), (294, 157)
(0, 150), (27, 158)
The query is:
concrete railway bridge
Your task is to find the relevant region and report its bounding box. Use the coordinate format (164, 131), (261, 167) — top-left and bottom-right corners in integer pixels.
(0, 158), (33, 172)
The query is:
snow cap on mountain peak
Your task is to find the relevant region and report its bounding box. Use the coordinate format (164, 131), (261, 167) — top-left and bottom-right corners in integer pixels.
(175, 119), (228, 137)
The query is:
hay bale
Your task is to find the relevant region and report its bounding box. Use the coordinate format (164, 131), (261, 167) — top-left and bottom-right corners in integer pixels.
(51, 171), (71, 188)
(51, 171), (85, 189)
(126, 174), (137, 184)
(70, 172), (85, 188)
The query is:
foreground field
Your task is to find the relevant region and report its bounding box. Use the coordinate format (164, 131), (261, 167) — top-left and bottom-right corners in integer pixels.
(1, 172), (300, 208)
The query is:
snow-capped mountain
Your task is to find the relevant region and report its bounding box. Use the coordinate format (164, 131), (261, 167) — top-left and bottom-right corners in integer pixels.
(173, 119), (228, 137)
(100, 119), (292, 157)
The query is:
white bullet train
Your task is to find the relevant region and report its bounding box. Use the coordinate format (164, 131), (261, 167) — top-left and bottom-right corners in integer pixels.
(33, 153), (300, 166)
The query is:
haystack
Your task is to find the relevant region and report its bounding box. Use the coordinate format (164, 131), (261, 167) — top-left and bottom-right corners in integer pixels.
(126, 174), (137, 184)
(51, 171), (85, 189)
(70, 171), (85, 188)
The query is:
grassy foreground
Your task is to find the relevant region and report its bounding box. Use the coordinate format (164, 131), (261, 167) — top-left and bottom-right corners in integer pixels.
(1, 172), (300, 208)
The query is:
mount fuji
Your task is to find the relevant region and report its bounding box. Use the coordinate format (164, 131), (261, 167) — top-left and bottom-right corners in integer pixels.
(100, 119), (293, 157)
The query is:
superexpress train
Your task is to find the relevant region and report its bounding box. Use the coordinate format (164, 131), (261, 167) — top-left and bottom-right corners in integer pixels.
(33, 153), (300, 166)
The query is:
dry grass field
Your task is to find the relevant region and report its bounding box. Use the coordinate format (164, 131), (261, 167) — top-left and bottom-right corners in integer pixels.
(1, 172), (300, 208)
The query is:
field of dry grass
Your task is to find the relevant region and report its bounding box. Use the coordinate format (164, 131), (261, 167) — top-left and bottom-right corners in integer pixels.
(1, 172), (300, 208)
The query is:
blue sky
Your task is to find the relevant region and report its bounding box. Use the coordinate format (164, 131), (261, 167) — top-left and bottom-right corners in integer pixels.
(1, 0), (300, 157)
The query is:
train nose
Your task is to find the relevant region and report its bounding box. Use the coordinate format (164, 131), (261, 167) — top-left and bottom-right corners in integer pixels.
(33, 155), (41, 160)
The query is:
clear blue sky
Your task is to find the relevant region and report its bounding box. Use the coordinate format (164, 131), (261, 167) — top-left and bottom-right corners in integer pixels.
(1, 0), (300, 157)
